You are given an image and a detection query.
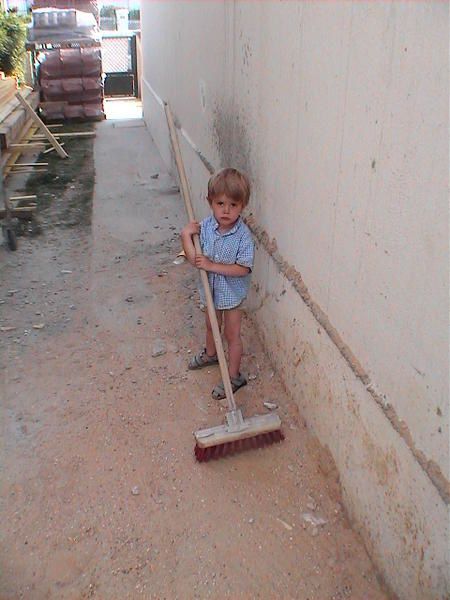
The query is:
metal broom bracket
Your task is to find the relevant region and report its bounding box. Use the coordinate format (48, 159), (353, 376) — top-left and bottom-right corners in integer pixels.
(225, 409), (248, 432)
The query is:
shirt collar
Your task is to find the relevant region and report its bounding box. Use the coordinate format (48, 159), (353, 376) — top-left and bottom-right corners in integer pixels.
(212, 216), (242, 236)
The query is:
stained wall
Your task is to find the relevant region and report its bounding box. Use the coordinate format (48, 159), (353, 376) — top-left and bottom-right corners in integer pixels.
(140, 2), (449, 597)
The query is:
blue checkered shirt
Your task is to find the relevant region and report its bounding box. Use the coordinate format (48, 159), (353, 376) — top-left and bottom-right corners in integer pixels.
(199, 215), (254, 310)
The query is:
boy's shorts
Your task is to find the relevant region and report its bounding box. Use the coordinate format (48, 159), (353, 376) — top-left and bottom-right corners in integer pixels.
(230, 298), (248, 311)
(200, 298), (248, 312)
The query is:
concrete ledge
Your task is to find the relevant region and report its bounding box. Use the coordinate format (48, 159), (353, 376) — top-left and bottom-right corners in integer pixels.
(249, 244), (450, 599)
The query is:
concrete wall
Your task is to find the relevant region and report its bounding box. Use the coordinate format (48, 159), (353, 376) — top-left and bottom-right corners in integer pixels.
(140, 2), (449, 598)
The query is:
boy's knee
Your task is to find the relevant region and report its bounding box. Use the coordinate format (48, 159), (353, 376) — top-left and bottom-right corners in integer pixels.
(224, 326), (241, 346)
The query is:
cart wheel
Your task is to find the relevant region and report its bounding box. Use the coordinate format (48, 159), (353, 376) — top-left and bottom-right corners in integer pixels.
(6, 228), (17, 251)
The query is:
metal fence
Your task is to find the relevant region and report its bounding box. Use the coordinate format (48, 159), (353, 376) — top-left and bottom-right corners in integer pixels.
(101, 33), (138, 96)
(101, 35), (131, 73)
(100, 17), (140, 31)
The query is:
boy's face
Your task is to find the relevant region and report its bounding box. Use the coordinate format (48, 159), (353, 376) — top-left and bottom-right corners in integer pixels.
(210, 194), (243, 230)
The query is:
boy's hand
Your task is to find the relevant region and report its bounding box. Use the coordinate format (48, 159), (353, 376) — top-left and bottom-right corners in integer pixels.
(181, 221), (200, 237)
(195, 254), (214, 271)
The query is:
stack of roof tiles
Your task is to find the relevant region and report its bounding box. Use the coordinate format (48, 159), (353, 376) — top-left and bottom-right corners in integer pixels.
(39, 47), (104, 121)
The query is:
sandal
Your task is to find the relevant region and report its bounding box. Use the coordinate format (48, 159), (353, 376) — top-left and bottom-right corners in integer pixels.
(188, 348), (219, 370)
(212, 373), (247, 400)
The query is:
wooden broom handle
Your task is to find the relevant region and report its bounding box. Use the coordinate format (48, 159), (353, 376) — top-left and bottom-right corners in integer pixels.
(164, 102), (237, 411)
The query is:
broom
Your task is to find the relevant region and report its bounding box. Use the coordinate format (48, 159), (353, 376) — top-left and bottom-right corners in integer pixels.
(164, 102), (284, 462)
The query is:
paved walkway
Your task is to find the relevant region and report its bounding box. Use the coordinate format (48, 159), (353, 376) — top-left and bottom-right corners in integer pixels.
(0, 115), (387, 599)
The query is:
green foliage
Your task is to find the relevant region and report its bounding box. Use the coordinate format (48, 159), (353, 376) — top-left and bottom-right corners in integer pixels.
(128, 9), (140, 20)
(0, 11), (27, 79)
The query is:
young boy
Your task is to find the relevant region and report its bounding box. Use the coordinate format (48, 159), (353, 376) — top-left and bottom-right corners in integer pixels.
(181, 168), (254, 400)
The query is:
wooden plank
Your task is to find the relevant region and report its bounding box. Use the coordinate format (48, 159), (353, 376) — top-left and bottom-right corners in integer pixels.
(10, 165), (47, 170)
(9, 168), (47, 173)
(15, 92), (69, 159)
(43, 142), (65, 155)
(0, 206), (37, 218)
(11, 162), (48, 167)
(10, 143), (46, 151)
(2, 121), (36, 173)
(0, 87), (32, 124)
(11, 167), (47, 171)
(0, 91), (39, 150)
(33, 131), (95, 139)
(26, 38), (100, 51)
(3, 123), (39, 179)
(9, 194), (37, 201)
(0, 78), (19, 109)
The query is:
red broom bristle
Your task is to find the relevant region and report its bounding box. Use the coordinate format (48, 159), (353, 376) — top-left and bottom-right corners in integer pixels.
(194, 429), (284, 462)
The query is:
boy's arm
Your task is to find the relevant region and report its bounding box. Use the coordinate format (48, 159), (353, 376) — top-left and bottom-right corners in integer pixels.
(180, 221), (200, 266)
(195, 255), (250, 277)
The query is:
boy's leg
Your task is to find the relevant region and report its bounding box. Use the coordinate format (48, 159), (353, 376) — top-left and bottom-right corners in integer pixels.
(223, 308), (243, 379)
(205, 309), (223, 357)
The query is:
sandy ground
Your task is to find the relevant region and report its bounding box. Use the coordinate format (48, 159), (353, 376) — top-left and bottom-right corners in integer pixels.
(0, 115), (389, 599)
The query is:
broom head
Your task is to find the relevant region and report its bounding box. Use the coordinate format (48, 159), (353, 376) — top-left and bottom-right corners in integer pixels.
(194, 412), (283, 462)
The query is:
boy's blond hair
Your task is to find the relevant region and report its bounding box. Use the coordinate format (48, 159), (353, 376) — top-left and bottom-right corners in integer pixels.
(207, 168), (251, 207)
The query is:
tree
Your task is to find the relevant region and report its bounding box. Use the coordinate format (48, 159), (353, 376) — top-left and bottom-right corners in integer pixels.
(0, 11), (27, 79)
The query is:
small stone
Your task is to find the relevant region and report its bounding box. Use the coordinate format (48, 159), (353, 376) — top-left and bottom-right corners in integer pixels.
(152, 340), (167, 357)
(306, 495), (317, 511)
(310, 526), (319, 537)
(0, 326), (16, 332)
(7, 290), (19, 296)
(150, 173), (159, 179)
(276, 518), (293, 531)
(263, 401), (278, 410)
(248, 518), (254, 524)
(60, 270), (72, 274)
(32, 323), (45, 330)
(125, 296), (134, 303)
(248, 373), (257, 381)
(301, 512), (328, 527)
(131, 486), (140, 496)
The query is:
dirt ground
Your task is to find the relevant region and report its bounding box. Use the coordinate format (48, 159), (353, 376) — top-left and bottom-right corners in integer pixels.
(0, 113), (389, 599)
